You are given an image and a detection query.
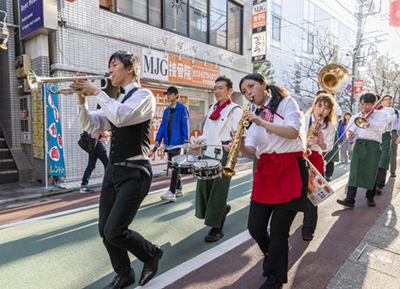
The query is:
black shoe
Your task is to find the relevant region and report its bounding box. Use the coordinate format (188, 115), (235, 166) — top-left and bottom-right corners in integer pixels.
(260, 274), (283, 289)
(337, 199), (355, 208)
(376, 187), (383, 196)
(220, 204), (231, 229)
(262, 254), (269, 277)
(325, 176), (332, 181)
(367, 199), (376, 207)
(302, 235), (313, 241)
(204, 228), (224, 242)
(390, 173), (396, 178)
(103, 270), (135, 289)
(139, 245), (163, 286)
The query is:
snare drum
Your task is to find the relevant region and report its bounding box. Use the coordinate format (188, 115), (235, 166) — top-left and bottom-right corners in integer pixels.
(191, 159), (222, 180)
(171, 154), (197, 174)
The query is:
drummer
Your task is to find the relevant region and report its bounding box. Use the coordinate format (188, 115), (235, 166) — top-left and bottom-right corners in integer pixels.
(193, 75), (243, 242)
(155, 87), (190, 202)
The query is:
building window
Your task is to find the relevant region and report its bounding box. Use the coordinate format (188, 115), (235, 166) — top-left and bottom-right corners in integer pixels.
(149, 0), (162, 27)
(165, 0), (188, 35)
(210, 0), (227, 48)
(227, 1), (242, 53)
(117, 0), (147, 22)
(189, 0), (208, 42)
(307, 32), (314, 54)
(272, 15), (281, 41)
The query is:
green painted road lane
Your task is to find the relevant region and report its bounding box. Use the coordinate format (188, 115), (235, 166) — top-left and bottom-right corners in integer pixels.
(0, 170), (254, 289)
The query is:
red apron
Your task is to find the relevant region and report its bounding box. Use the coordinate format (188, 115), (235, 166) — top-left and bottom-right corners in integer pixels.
(307, 150), (325, 175)
(252, 151), (304, 204)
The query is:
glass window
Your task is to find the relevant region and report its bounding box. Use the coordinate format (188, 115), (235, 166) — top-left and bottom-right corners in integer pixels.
(227, 1), (242, 53)
(307, 33), (314, 54)
(117, 0), (147, 22)
(189, 0), (208, 42)
(165, 0), (188, 35)
(272, 15), (281, 41)
(210, 0), (227, 48)
(149, 0), (162, 27)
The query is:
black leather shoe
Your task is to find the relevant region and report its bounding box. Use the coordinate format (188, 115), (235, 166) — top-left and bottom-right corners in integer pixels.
(139, 245), (163, 286)
(260, 274), (283, 289)
(376, 187), (383, 196)
(204, 228), (224, 242)
(103, 270), (135, 289)
(367, 199), (376, 207)
(302, 235), (313, 241)
(390, 173), (396, 178)
(337, 199), (355, 208)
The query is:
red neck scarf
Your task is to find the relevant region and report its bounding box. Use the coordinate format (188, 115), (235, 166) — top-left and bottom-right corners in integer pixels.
(209, 99), (232, 120)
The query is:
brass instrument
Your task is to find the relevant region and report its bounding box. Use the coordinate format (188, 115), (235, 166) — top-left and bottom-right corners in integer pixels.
(222, 98), (254, 177)
(27, 70), (112, 95)
(306, 114), (322, 156)
(318, 64), (349, 94)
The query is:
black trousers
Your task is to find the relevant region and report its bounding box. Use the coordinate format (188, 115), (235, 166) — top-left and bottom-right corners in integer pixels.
(302, 199), (317, 237)
(325, 161), (334, 178)
(376, 167), (387, 189)
(168, 148), (182, 193)
(247, 200), (297, 283)
(99, 162), (155, 277)
(345, 182), (377, 204)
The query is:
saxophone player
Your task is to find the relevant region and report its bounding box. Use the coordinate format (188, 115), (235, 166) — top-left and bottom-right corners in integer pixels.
(193, 75), (243, 242)
(302, 93), (336, 242)
(238, 73), (308, 289)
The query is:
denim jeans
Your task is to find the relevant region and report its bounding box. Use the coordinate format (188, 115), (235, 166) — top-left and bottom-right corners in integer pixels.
(81, 141), (109, 186)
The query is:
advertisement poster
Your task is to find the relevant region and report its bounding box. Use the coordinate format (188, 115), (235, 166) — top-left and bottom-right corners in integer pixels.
(306, 159), (335, 206)
(46, 84), (66, 178)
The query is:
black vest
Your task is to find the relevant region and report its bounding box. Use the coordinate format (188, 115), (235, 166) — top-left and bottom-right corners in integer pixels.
(109, 87), (152, 163)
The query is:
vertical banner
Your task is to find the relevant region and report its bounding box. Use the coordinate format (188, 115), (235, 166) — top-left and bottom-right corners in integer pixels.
(32, 86), (44, 159)
(46, 84), (66, 178)
(252, 0), (267, 63)
(390, 0), (400, 27)
(354, 79), (364, 99)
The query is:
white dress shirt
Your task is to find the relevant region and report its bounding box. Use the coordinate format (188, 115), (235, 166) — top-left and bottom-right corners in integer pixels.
(245, 97), (306, 157)
(304, 114), (336, 154)
(201, 102), (243, 142)
(78, 82), (156, 160)
(347, 110), (387, 143)
(381, 106), (394, 132)
(393, 109), (400, 131)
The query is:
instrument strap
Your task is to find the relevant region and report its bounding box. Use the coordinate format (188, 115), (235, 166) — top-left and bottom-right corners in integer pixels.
(120, 87), (139, 103)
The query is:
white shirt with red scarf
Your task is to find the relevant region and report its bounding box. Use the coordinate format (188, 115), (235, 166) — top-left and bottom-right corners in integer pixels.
(304, 114), (336, 155)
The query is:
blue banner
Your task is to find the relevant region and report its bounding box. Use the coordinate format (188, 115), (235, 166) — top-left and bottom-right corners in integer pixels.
(19, 0), (44, 39)
(45, 84), (66, 178)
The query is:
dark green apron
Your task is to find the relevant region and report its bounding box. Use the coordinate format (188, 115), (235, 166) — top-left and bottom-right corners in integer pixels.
(348, 139), (382, 190)
(195, 141), (232, 228)
(379, 131), (392, 170)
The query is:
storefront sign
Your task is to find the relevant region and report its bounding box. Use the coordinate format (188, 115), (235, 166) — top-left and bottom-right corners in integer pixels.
(354, 79), (364, 95)
(18, 0), (57, 40)
(390, 0), (400, 27)
(143, 48), (220, 88)
(31, 86), (44, 159)
(46, 84), (66, 178)
(251, 0), (268, 63)
(189, 130), (202, 151)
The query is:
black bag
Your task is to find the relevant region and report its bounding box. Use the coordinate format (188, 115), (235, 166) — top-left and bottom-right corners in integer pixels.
(78, 131), (98, 155)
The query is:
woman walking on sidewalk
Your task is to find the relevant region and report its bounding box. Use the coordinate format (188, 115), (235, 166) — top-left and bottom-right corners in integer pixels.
(338, 112), (353, 163)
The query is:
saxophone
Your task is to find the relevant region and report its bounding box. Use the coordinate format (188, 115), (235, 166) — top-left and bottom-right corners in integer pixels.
(222, 98), (254, 177)
(306, 114), (322, 156)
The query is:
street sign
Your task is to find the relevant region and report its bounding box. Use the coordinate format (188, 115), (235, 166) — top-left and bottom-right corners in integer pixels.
(345, 84), (352, 91)
(251, 0), (268, 63)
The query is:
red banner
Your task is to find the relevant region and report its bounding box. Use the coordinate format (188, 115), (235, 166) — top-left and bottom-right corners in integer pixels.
(354, 79), (364, 95)
(390, 0), (400, 27)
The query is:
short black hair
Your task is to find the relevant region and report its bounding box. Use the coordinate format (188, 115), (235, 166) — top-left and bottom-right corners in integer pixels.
(215, 75), (234, 90)
(108, 51), (141, 87)
(317, 89), (333, 97)
(360, 92), (377, 104)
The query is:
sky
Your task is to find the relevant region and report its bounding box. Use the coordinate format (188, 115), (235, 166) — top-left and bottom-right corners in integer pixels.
(313, 0), (400, 59)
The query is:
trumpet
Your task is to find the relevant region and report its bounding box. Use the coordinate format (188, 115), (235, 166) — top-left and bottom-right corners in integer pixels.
(222, 98), (253, 177)
(27, 70), (112, 95)
(306, 114), (322, 156)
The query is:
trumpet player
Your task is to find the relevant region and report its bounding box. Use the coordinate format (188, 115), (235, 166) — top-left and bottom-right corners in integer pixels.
(70, 51), (163, 288)
(193, 75), (243, 242)
(238, 73), (308, 289)
(337, 93), (387, 208)
(302, 93), (336, 242)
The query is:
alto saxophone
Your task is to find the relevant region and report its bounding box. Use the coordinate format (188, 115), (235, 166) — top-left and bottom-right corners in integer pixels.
(306, 114), (322, 156)
(222, 98), (254, 177)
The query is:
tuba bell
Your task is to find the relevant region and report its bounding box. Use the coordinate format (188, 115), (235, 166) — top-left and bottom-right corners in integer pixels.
(318, 64), (350, 94)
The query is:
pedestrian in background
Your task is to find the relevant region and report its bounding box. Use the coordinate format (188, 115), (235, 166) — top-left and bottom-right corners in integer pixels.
(338, 111), (353, 163)
(390, 100), (400, 177)
(155, 86), (189, 202)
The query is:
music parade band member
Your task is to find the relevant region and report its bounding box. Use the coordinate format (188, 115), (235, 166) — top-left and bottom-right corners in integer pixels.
(70, 51), (162, 288)
(302, 94), (336, 241)
(390, 95), (400, 177)
(238, 73), (308, 289)
(375, 94), (395, 194)
(193, 75), (243, 242)
(337, 93), (387, 208)
(155, 86), (189, 202)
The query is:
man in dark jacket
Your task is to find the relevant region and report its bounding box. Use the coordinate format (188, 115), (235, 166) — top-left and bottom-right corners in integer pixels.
(155, 86), (189, 202)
